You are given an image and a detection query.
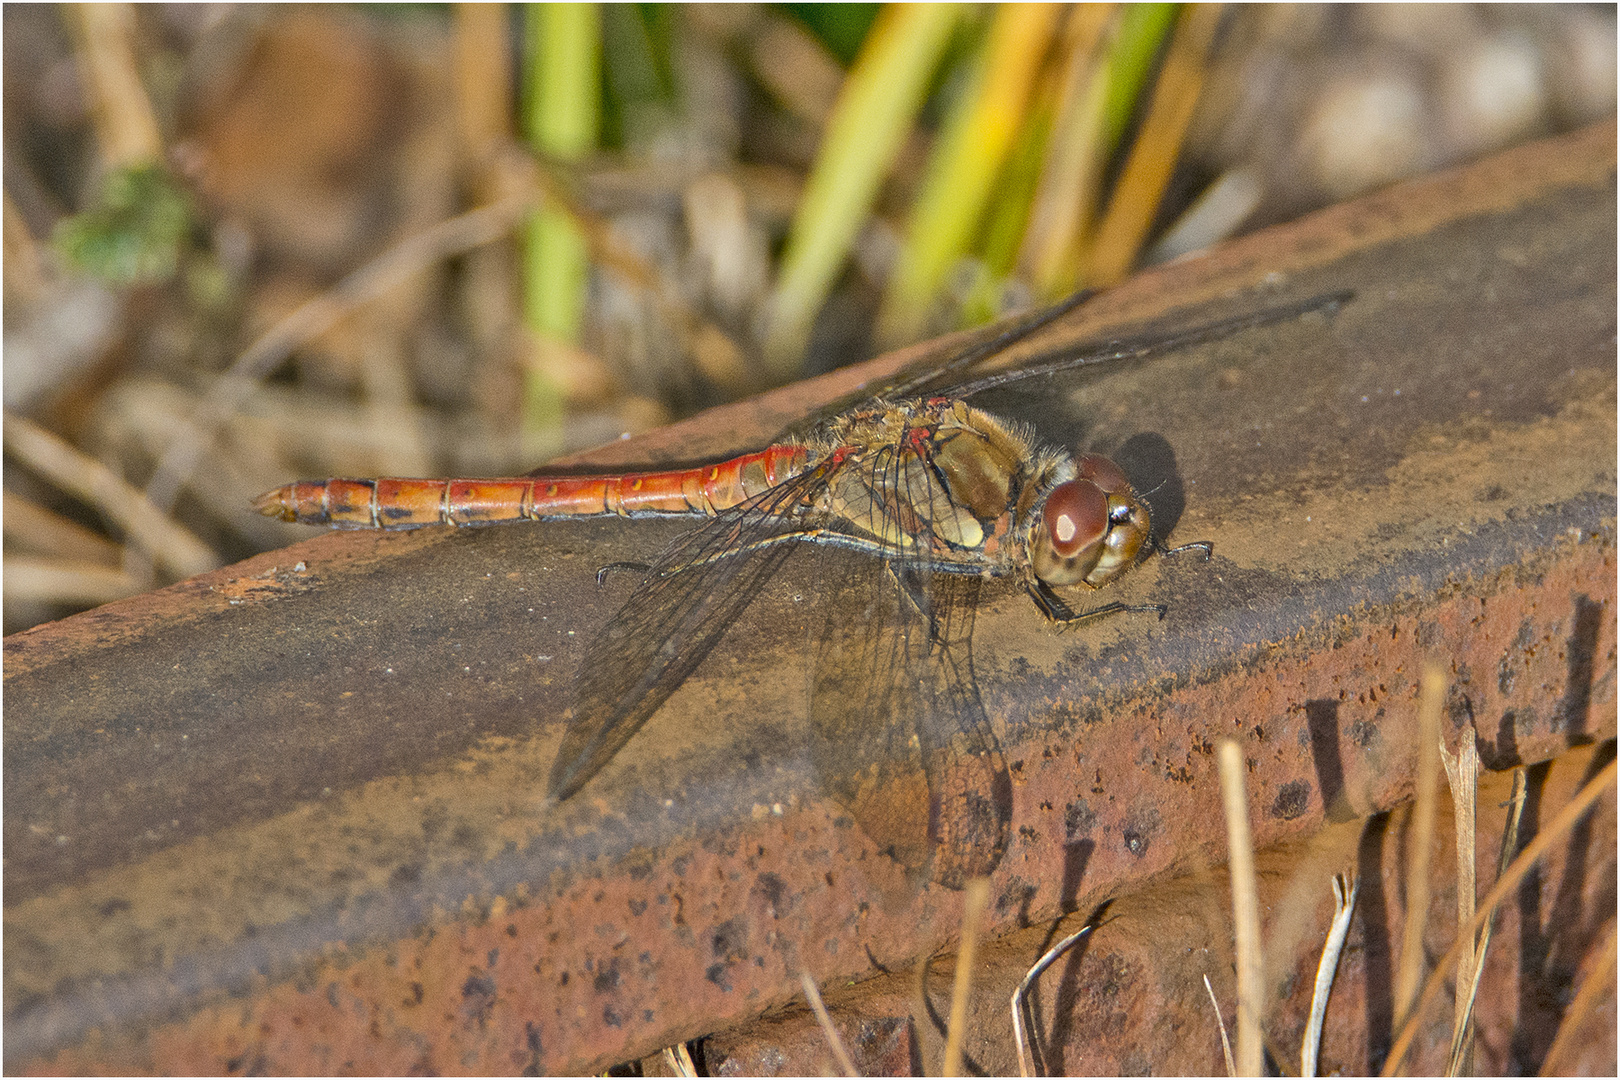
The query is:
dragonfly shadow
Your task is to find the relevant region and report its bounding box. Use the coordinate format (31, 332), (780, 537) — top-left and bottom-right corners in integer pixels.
(1110, 432), (1190, 543)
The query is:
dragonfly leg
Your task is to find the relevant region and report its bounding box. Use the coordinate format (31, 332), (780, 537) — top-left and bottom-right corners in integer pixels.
(1154, 537), (1214, 559)
(1026, 578), (1166, 626)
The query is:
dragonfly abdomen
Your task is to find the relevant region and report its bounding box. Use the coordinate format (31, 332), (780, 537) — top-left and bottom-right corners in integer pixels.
(252, 444), (812, 530)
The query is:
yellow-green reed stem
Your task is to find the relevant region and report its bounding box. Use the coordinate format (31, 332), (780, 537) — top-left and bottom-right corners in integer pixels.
(1024, 3), (1179, 297)
(1086, 3), (1220, 287)
(523, 2), (599, 444)
(959, 64), (1059, 326)
(1098, 3), (1179, 157)
(765, 4), (958, 378)
(877, 3), (1062, 349)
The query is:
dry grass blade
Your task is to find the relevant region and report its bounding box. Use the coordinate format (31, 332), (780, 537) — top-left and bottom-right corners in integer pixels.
(3, 410), (218, 579)
(1457, 764), (1530, 1034)
(67, 2), (162, 167)
(1302, 873), (1358, 1078)
(1217, 738), (1264, 1077)
(3, 488), (123, 566)
(659, 1041), (699, 1078)
(1446, 764), (1526, 1074)
(1538, 917), (1618, 1076)
(1394, 664), (1445, 1025)
(3, 556), (140, 607)
(1381, 757), (1618, 1076)
(141, 192), (536, 518)
(1438, 730), (1480, 1075)
(1203, 972), (1236, 1077)
(1011, 923), (1094, 1077)
(942, 877), (990, 1077)
(799, 971), (859, 1078)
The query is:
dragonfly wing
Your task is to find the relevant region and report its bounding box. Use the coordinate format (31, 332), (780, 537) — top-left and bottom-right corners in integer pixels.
(808, 552), (934, 878)
(809, 560), (1010, 890)
(774, 290), (1096, 443)
(916, 573), (1012, 889)
(807, 436), (1011, 889)
(547, 467), (826, 801)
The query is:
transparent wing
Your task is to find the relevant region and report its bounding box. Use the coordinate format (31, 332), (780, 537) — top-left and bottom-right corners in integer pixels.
(547, 463), (834, 800)
(775, 290), (1097, 443)
(942, 289), (1354, 398)
(780, 290), (1353, 442)
(807, 434), (1011, 890)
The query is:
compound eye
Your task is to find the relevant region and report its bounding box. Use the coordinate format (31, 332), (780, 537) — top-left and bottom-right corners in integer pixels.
(1043, 479), (1107, 559)
(1077, 454), (1131, 495)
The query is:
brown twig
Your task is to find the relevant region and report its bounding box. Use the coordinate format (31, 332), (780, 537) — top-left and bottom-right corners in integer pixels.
(142, 193), (537, 520)
(4, 410), (217, 579)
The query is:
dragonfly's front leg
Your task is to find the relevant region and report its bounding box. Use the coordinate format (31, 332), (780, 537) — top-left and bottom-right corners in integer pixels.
(1154, 537), (1214, 559)
(1025, 577), (1167, 626)
(1027, 532), (1212, 625)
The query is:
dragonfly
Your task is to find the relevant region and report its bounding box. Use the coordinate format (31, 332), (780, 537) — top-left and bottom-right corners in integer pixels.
(255, 288), (1352, 888)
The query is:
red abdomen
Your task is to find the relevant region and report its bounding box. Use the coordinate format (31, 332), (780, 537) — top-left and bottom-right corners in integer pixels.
(253, 444), (811, 529)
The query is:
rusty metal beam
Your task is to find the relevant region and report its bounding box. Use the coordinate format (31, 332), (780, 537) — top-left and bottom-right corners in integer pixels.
(690, 743), (1616, 1076)
(5, 122), (1615, 1074)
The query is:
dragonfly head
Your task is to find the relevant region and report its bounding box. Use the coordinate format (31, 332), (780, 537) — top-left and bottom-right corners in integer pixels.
(1028, 454), (1150, 589)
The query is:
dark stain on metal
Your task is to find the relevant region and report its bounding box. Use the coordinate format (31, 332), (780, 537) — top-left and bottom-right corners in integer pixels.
(1270, 779), (1312, 820)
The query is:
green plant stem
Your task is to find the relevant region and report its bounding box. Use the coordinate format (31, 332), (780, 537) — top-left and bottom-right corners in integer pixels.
(523, 2), (600, 443)
(764, 3), (958, 377)
(877, 3), (1061, 348)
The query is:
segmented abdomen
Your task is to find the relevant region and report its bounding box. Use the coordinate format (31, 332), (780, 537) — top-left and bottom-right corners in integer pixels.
(252, 444), (811, 529)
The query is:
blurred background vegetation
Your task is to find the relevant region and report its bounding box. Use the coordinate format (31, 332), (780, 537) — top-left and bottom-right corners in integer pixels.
(4, 3), (1614, 633)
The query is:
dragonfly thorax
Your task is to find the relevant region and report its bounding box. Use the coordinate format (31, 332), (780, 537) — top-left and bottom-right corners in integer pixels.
(1027, 453), (1150, 589)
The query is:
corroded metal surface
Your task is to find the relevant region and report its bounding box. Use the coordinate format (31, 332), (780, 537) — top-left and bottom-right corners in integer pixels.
(697, 746), (1615, 1076)
(5, 123), (1615, 1074)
